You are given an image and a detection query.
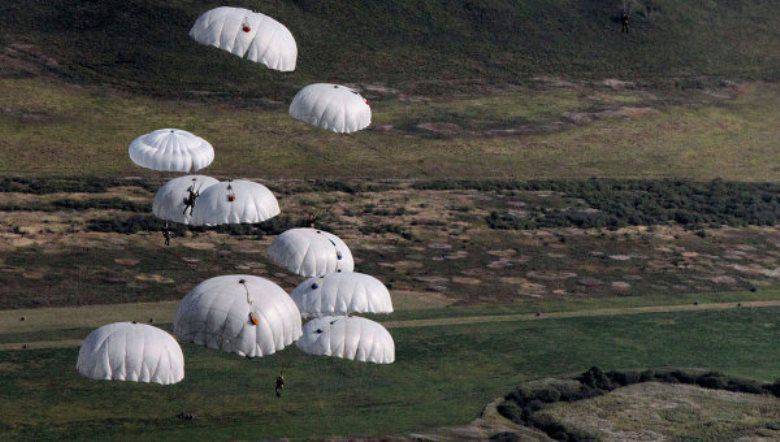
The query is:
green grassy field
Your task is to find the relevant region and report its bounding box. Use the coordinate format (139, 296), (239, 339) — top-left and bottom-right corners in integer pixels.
(1, 1), (778, 97)
(1, 1), (778, 438)
(0, 306), (777, 439)
(0, 76), (778, 180)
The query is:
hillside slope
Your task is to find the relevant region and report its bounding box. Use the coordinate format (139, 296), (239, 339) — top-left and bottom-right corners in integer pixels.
(1, 0), (778, 98)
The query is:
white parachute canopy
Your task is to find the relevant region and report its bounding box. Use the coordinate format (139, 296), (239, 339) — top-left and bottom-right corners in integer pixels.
(292, 272), (393, 318)
(190, 179), (280, 226)
(289, 83), (372, 133)
(76, 322), (184, 385)
(268, 228), (354, 277)
(174, 275), (302, 358)
(297, 316), (395, 364)
(190, 6), (297, 72)
(153, 175), (219, 224)
(129, 128), (214, 173)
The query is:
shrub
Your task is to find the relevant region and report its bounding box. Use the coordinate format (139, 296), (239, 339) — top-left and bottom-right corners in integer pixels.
(769, 380), (780, 397)
(531, 387), (561, 403)
(724, 378), (766, 394)
(639, 369), (657, 382)
(86, 214), (302, 237)
(51, 198), (150, 212)
(471, 179), (780, 230)
(577, 366), (616, 391)
(606, 370), (642, 386)
(496, 401), (524, 424)
(668, 369), (697, 384)
(695, 372), (728, 390)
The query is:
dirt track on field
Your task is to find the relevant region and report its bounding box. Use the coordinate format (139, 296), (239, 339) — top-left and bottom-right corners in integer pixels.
(382, 300), (780, 328)
(1, 300), (778, 351)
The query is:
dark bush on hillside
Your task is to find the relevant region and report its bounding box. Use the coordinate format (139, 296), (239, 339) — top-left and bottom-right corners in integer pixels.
(768, 380), (780, 397)
(528, 414), (596, 442)
(51, 198), (150, 212)
(0, 176), (158, 194)
(415, 179), (780, 230)
(359, 224), (414, 240)
(724, 378), (765, 394)
(695, 372), (728, 390)
(0, 176), (109, 193)
(639, 369), (657, 382)
(489, 431), (521, 441)
(496, 401), (524, 424)
(85, 214), (316, 237)
(499, 367), (778, 440)
(531, 387), (561, 403)
(606, 370), (643, 386)
(577, 366), (616, 391)
(87, 215), (174, 234)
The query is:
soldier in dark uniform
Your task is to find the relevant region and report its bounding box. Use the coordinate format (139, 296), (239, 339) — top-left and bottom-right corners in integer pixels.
(274, 372), (286, 398)
(182, 186), (199, 216)
(621, 11), (630, 33)
(162, 222), (173, 246)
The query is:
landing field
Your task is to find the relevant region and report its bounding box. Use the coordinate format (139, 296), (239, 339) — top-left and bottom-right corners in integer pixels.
(1, 77), (779, 181)
(1, 301), (778, 439)
(0, 0), (779, 438)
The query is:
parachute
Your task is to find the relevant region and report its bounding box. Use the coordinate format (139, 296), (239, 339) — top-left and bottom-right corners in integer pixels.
(153, 175), (219, 224)
(297, 316), (395, 364)
(190, 179), (280, 226)
(129, 128), (214, 173)
(76, 322), (184, 385)
(291, 272), (393, 318)
(268, 228), (354, 277)
(174, 275), (302, 358)
(289, 83), (372, 133)
(189, 6), (297, 72)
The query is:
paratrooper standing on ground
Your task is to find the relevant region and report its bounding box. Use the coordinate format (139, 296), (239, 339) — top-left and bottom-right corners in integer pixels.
(621, 11), (630, 33)
(162, 222), (173, 246)
(275, 372), (286, 398)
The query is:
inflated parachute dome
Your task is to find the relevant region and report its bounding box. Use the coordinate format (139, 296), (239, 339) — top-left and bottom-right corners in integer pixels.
(76, 322), (184, 385)
(292, 272), (393, 318)
(174, 275), (302, 358)
(129, 128), (214, 173)
(190, 179), (280, 226)
(153, 175), (218, 224)
(190, 6), (297, 72)
(297, 316), (395, 364)
(268, 228), (355, 277)
(289, 83), (372, 133)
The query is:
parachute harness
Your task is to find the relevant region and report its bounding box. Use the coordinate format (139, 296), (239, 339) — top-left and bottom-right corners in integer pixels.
(226, 180), (236, 202)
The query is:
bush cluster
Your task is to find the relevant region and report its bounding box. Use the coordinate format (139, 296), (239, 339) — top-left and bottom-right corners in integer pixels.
(0, 198), (150, 212)
(497, 366), (780, 440)
(0, 176), (157, 194)
(358, 223), (414, 240)
(85, 214), (315, 237)
(438, 179), (780, 230)
(51, 198), (150, 212)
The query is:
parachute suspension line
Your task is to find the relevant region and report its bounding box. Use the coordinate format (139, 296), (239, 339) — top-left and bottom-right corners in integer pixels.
(238, 278), (252, 305)
(239, 278), (261, 327)
(327, 237), (344, 272)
